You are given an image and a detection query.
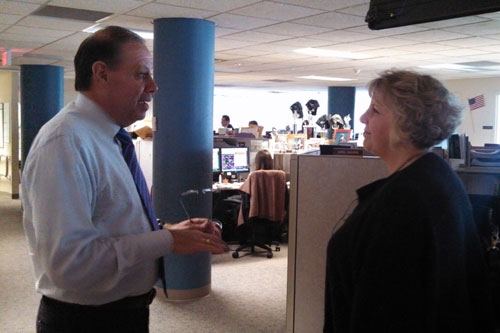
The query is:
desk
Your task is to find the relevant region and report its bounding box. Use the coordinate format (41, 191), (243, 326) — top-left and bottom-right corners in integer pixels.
(212, 182), (243, 241)
(212, 182), (244, 191)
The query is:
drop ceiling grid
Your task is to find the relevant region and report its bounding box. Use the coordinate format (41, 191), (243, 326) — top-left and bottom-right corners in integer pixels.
(0, 1), (498, 87)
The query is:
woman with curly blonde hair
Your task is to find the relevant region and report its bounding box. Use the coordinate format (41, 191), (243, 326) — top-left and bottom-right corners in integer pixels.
(324, 70), (492, 332)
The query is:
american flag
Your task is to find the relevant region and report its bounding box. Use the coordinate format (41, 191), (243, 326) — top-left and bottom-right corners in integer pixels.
(468, 94), (485, 111)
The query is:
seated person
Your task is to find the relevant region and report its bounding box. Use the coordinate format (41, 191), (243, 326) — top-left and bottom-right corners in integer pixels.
(236, 150), (288, 243)
(252, 149), (273, 171)
(221, 115), (234, 130)
(248, 120), (258, 128)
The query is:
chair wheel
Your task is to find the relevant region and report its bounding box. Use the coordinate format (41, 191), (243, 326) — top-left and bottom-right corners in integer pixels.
(267, 252), (273, 258)
(232, 252), (239, 258)
(276, 246), (280, 252)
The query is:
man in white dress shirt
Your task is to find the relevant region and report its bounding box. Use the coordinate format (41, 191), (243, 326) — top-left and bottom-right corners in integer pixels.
(21, 26), (227, 332)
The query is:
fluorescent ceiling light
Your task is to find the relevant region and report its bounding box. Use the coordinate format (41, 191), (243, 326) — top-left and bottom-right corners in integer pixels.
(83, 24), (154, 40)
(419, 63), (480, 72)
(294, 48), (371, 60)
(298, 75), (356, 82)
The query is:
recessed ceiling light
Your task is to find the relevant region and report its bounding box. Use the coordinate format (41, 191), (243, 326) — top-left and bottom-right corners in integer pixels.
(298, 75), (356, 82)
(294, 48), (371, 60)
(32, 5), (112, 22)
(83, 24), (154, 40)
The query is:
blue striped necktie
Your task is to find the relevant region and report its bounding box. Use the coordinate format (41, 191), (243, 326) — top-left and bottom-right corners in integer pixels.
(115, 128), (167, 294)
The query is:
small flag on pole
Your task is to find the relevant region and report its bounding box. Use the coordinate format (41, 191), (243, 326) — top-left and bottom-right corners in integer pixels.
(468, 94), (485, 111)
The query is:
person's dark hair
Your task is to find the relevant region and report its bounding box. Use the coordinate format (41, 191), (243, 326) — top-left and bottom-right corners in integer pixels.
(74, 26), (145, 91)
(249, 120), (258, 126)
(254, 150), (273, 171)
(222, 115), (230, 122)
(368, 69), (462, 149)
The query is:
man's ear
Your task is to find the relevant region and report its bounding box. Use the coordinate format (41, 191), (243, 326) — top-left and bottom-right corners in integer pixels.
(92, 61), (109, 85)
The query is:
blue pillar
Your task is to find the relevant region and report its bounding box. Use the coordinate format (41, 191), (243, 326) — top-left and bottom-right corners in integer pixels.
(152, 18), (214, 300)
(20, 65), (63, 168)
(327, 87), (355, 139)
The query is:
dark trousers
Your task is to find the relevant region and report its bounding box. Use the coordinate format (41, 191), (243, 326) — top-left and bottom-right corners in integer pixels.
(36, 289), (156, 333)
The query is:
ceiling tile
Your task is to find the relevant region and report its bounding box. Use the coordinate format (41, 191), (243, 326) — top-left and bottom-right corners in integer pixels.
(322, 43), (378, 53)
(127, 3), (216, 19)
(0, 38), (42, 50)
(477, 12), (500, 20)
(473, 45), (500, 53)
(255, 22), (331, 37)
(222, 31), (289, 43)
(311, 30), (374, 43)
(396, 30), (471, 42)
(34, 32), (88, 52)
(48, 0), (146, 13)
(0, 13), (23, 24)
(336, 4), (369, 17)
(437, 37), (500, 48)
(16, 15), (93, 31)
(357, 48), (413, 57)
(0, 31), (60, 44)
(12, 55), (57, 65)
(217, 48), (271, 57)
(392, 43), (456, 52)
(272, 0), (368, 11)
(356, 37), (416, 48)
(215, 38), (257, 51)
(230, 1), (324, 21)
(6, 25), (74, 38)
(292, 11), (365, 29)
(2, 0), (40, 15)
(244, 43), (295, 53)
(443, 20), (500, 36)
(272, 37), (331, 48)
(215, 27), (242, 37)
(210, 13), (278, 30)
(347, 24), (429, 37)
(154, 0), (260, 12)
(431, 49), (490, 57)
(100, 15), (153, 31)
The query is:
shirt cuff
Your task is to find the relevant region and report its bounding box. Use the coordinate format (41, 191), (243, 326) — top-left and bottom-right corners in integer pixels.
(140, 229), (174, 259)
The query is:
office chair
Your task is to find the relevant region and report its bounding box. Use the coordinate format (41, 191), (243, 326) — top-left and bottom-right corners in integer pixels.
(232, 170), (287, 259)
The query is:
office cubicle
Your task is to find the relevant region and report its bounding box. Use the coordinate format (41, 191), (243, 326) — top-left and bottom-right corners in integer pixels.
(286, 154), (387, 332)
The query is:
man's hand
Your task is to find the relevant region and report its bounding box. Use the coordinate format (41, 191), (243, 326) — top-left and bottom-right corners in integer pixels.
(165, 218), (228, 254)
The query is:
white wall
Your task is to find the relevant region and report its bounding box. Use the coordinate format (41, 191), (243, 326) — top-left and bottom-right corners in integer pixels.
(61, 76), (500, 146)
(444, 77), (500, 146)
(213, 87), (328, 133)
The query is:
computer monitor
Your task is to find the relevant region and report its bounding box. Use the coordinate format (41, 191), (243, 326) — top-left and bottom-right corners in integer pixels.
(220, 147), (249, 173)
(213, 148), (221, 172)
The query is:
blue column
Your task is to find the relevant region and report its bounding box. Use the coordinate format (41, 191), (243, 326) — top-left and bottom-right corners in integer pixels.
(152, 18), (214, 300)
(327, 87), (355, 139)
(20, 65), (63, 167)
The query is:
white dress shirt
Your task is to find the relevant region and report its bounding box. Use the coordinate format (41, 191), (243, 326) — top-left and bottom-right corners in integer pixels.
(21, 93), (173, 305)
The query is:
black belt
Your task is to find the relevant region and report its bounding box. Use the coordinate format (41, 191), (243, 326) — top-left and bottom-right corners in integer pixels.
(42, 288), (157, 310)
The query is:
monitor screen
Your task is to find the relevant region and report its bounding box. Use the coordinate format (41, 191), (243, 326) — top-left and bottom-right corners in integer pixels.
(213, 148), (220, 172)
(221, 147), (249, 173)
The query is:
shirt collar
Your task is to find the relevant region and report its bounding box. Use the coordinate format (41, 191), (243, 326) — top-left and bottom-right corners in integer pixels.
(74, 93), (121, 139)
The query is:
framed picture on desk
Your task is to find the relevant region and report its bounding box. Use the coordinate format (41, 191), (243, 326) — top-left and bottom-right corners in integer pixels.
(333, 129), (351, 143)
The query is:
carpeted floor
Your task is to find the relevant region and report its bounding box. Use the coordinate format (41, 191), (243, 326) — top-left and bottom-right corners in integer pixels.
(0, 192), (287, 332)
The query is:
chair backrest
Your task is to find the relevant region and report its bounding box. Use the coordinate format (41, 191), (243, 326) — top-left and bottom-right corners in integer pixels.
(240, 169), (287, 222)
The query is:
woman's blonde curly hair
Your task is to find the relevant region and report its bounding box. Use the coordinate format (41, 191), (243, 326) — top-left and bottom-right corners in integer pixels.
(368, 69), (463, 149)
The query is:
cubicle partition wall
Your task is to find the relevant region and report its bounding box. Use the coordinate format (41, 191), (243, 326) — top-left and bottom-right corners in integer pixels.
(286, 154), (387, 332)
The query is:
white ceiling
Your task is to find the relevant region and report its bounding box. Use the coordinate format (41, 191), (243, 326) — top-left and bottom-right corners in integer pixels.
(1, 0), (500, 90)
